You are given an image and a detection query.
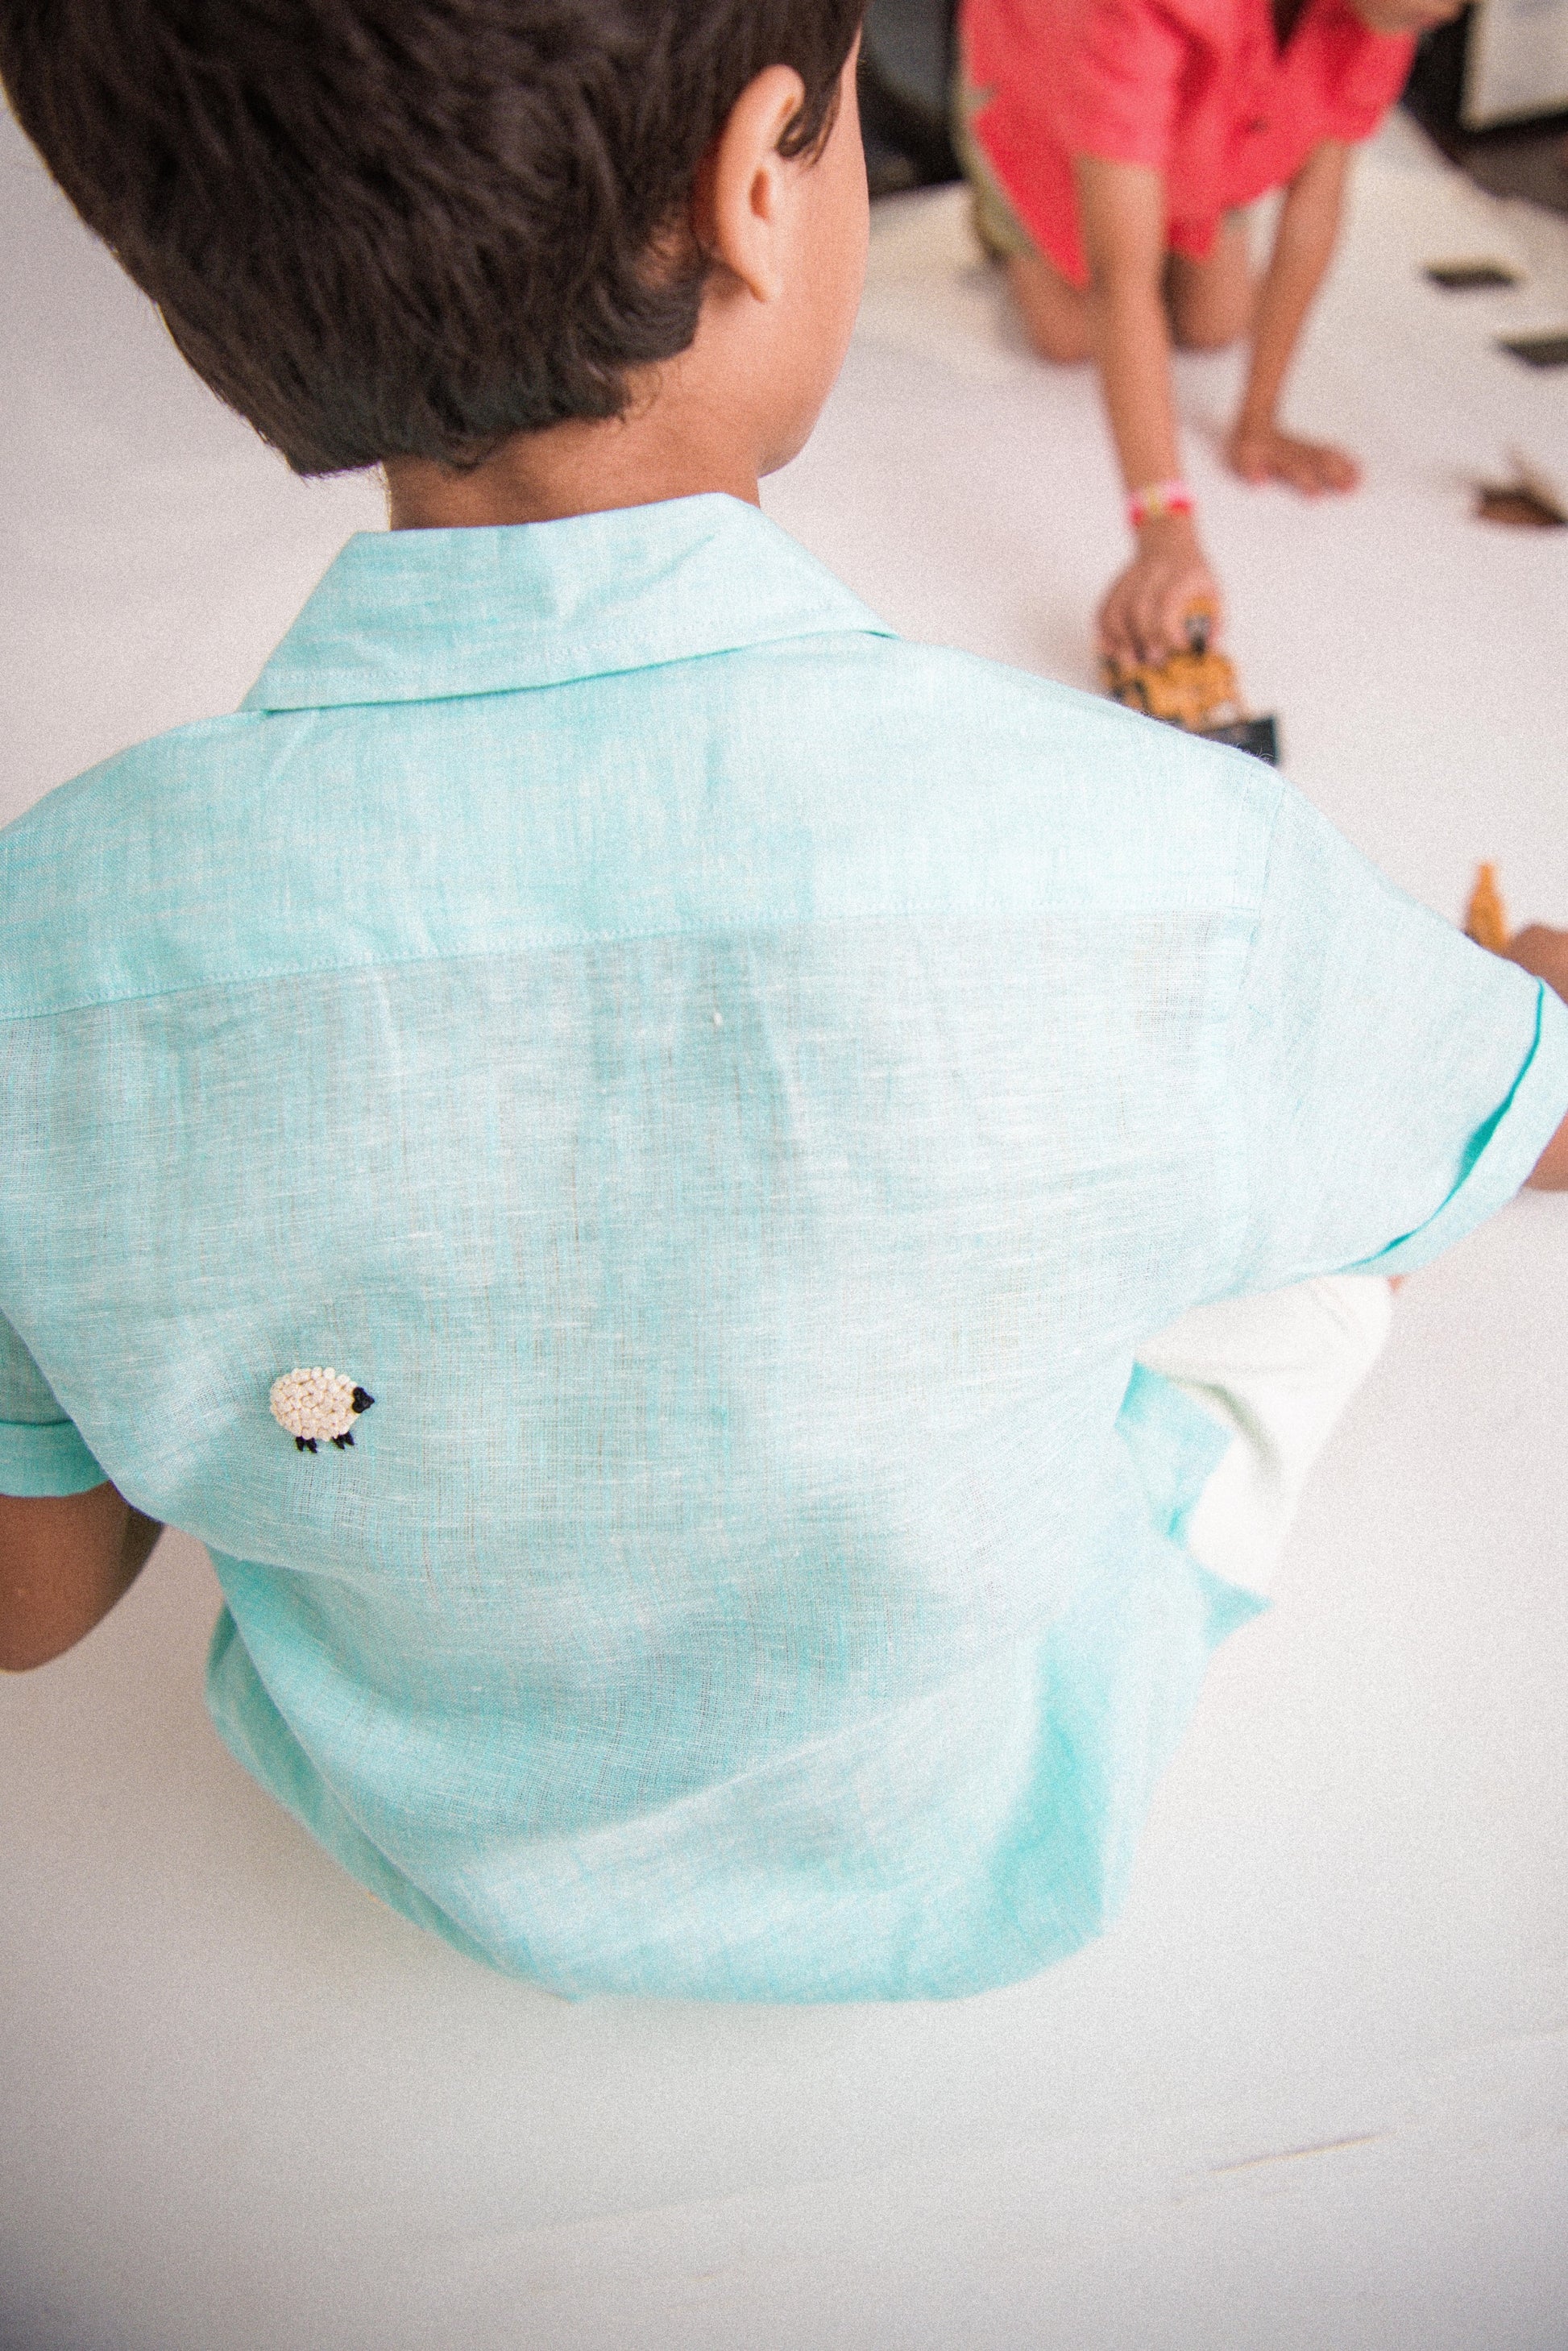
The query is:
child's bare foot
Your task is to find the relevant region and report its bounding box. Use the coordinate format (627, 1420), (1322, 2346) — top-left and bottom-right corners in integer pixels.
(1226, 421), (1360, 495)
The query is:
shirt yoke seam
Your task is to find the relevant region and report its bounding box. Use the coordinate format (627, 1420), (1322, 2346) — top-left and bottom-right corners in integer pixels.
(0, 900), (1266, 1026)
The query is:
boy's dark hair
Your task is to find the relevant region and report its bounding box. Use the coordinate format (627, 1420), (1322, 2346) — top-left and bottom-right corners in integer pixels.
(0, 0), (863, 475)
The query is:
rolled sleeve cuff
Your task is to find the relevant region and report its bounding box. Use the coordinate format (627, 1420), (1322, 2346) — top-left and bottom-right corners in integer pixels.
(0, 1416), (106, 1496)
(1357, 980), (1568, 1276)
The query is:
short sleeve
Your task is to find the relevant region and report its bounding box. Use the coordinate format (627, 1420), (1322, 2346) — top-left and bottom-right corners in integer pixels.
(1226, 783), (1568, 1292)
(0, 1310), (106, 1496)
(1059, 0), (1191, 171)
(1317, 21), (1415, 147)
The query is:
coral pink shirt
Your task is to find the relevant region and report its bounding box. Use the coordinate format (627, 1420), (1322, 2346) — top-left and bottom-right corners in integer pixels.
(960, 0), (1413, 286)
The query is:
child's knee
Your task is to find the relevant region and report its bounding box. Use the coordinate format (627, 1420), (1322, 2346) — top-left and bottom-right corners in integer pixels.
(1006, 254), (1093, 364)
(1169, 277), (1255, 350)
(1169, 311), (1247, 354)
(1168, 228), (1254, 351)
(1025, 312), (1094, 365)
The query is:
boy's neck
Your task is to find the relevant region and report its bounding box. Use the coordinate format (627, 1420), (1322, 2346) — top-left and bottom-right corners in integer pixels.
(383, 388), (762, 530)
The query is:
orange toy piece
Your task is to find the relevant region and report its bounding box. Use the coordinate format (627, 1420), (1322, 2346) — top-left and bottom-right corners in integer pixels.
(1101, 607), (1279, 765)
(1464, 862), (1511, 954)
(1102, 612), (1241, 732)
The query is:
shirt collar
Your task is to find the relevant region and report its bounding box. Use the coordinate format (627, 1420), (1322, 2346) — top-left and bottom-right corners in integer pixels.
(243, 492), (892, 711)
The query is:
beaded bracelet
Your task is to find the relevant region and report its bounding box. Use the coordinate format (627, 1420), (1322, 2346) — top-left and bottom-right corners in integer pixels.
(1127, 479), (1195, 529)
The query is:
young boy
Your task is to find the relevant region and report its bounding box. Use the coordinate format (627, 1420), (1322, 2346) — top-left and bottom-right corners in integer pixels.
(956, 0), (1465, 665)
(2, 0), (1565, 2004)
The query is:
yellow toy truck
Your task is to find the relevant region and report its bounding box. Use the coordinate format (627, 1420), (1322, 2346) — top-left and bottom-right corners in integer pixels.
(1101, 608), (1280, 765)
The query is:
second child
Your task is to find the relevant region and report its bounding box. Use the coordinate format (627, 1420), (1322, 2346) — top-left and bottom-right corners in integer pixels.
(956, 0), (1464, 664)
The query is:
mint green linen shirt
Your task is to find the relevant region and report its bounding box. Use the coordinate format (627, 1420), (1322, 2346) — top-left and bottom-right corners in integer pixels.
(3, 495), (1565, 2001)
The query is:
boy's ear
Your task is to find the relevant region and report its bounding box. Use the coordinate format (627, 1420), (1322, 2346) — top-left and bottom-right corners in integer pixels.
(691, 65), (811, 305)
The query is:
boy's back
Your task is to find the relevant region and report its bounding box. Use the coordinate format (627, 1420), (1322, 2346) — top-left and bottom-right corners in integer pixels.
(5, 491), (1562, 1996)
(6, 0), (1568, 2004)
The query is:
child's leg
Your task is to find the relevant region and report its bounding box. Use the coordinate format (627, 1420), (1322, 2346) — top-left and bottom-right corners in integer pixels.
(952, 56), (1093, 364)
(1167, 213), (1255, 352)
(955, 78), (1246, 370)
(1013, 221), (1252, 367)
(1006, 248), (1093, 364)
(1136, 1276), (1393, 1595)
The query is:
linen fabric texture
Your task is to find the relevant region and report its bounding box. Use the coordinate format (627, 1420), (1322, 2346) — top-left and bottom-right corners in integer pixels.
(957, 0), (1414, 287)
(2, 495), (1563, 2001)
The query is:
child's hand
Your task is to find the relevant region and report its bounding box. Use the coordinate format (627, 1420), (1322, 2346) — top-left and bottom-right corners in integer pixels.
(1504, 924), (1568, 1006)
(1097, 513), (1222, 667)
(1225, 421), (1360, 496)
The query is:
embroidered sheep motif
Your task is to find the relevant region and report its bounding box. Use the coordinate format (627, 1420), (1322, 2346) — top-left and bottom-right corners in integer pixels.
(269, 1367), (375, 1453)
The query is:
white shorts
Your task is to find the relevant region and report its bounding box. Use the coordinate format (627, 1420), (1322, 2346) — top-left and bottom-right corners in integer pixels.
(1137, 1276), (1395, 1597)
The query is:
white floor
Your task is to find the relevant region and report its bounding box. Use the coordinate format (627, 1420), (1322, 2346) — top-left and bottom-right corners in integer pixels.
(3, 104), (1568, 2351)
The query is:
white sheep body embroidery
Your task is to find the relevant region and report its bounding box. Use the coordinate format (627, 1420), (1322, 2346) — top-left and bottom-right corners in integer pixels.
(269, 1367), (375, 1453)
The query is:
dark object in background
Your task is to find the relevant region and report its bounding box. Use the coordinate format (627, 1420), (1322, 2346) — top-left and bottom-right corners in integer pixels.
(1203, 716), (1282, 764)
(1425, 257), (1522, 288)
(860, 0), (961, 196)
(1402, 10), (1568, 218)
(1475, 481), (1566, 525)
(1497, 330), (1568, 367)
(1403, 6), (1478, 146)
